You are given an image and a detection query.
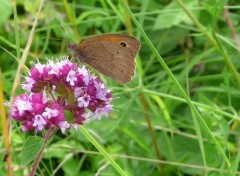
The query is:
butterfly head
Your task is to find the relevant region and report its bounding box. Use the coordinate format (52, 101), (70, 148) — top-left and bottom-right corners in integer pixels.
(67, 43), (77, 52)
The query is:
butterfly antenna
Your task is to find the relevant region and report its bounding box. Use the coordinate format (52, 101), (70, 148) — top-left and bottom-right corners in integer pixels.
(41, 37), (68, 44)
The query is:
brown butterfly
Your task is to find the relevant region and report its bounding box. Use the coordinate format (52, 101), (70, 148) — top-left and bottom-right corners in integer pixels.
(67, 34), (141, 84)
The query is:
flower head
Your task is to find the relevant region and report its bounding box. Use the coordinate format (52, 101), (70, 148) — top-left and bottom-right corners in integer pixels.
(12, 57), (113, 133)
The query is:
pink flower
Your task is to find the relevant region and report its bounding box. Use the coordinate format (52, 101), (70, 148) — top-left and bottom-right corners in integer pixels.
(46, 103), (65, 126)
(12, 94), (32, 120)
(66, 70), (77, 86)
(22, 77), (35, 92)
(33, 115), (47, 131)
(11, 58), (113, 133)
(77, 94), (91, 107)
(35, 62), (45, 74)
(92, 105), (112, 120)
(74, 87), (83, 97)
(58, 121), (70, 133)
(42, 107), (58, 119)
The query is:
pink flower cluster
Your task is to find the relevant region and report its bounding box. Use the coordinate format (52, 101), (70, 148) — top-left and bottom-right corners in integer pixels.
(11, 58), (113, 133)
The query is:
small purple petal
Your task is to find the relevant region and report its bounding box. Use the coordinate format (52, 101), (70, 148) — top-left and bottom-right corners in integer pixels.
(92, 105), (112, 120)
(22, 77), (35, 92)
(35, 62), (45, 74)
(42, 107), (58, 119)
(33, 115), (47, 131)
(77, 95), (90, 107)
(74, 87), (83, 97)
(58, 121), (70, 133)
(66, 70), (77, 86)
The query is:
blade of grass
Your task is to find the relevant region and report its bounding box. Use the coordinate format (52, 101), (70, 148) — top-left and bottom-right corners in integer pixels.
(142, 89), (239, 121)
(62, 0), (81, 41)
(9, 0), (45, 112)
(185, 48), (207, 176)
(140, 93), (165, 174)
(80, 126), (127, 176)
(231, 148), (240, 176)
(13, 0), (20, 60)
(0, 70), (13, 175)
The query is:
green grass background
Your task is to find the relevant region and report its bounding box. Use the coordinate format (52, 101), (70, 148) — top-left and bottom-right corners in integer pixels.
(1, 0), (240, 175)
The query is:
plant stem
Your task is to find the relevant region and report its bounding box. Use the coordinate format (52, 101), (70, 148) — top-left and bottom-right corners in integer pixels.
(30, 129), (52, 176)
(0, 70), (13, 175)
(29, 140), (47, 176)
(141, 93), (165, 175)
(224, 4), (240, 50)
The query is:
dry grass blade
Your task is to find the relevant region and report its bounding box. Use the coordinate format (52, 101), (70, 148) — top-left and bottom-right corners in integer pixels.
(9, 0), (45, 114)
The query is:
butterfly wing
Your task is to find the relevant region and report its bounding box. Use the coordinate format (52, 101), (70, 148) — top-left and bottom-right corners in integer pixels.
(75, 34), (141, 84)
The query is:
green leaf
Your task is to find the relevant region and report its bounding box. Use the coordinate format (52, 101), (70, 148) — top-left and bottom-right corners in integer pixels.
(153, 0), (199, 29)
(24, 0), (41, 14)
(231, 149), (240, 176)
(202, 0), (227, 16)
(0, 0), (12, 25)
(21, 136), (44, 165)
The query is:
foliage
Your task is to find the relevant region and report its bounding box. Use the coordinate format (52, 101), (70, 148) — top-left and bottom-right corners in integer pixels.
(1, 0), (240, 175)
